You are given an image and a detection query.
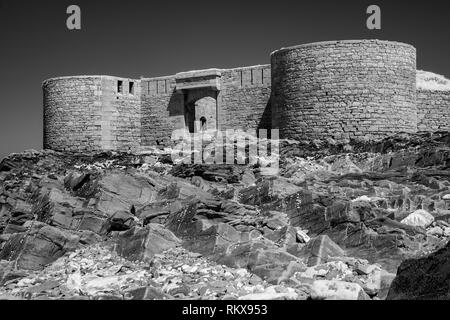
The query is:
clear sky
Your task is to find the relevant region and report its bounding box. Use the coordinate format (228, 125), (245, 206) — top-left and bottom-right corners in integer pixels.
(1, 0), (449, 159)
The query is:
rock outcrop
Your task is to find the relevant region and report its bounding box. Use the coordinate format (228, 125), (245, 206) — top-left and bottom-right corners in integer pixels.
(1, 132), (450, 299)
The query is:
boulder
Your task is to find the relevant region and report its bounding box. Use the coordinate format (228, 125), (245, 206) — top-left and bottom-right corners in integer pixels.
(217, 238), (306, 284)
(362, 269), (396, 299)
(183, 222), (242, 255)
(165, 198), (200, 237)
(427, 226), (444, 237)
(126, 286), (172, 300)
(78, 172), (158, 217)
(138, 200), (182, 225)
(32, 186), (88, 229)
(64, 172), (91, 191)
(401, 209), (435, 228)
(102, 210), (138, 233)
(115, 224), (181, 262)
(310, 280), (370, 300)
(296, 229), (311, 243)
(295, 260), (353, 281)
(263, 225), (297, 248)
(72, 209), (107, 234)
(278, 191), (360, 236)
(238, 286), (298, 300)
(387, 240), (450, 300)
(0, 222), (80, 270)
(0, 261), (28, 285)
(238, 178), (301, 207)
(300, 235), (346, 267)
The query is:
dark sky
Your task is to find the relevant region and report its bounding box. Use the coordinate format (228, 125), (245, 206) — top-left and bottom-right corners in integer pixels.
(0, 0), (449, 159)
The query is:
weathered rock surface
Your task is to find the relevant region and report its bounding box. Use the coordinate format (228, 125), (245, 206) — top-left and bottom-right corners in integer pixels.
(310, 280), (370, 300)
(387, 240), (450, 300)
(115, 224), (181, 262)
(299, 235), (346, 267)
(1, 132), (450, 299)
(0, 222), (80, 270)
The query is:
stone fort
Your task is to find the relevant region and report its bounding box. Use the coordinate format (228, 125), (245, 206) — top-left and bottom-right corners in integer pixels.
(42, 39), (450, 152)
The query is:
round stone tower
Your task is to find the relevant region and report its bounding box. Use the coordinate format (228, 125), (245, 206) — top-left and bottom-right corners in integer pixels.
(43, 76), (104, 152)
(271, 40), (417, 142)
(43, 75), (141, 152)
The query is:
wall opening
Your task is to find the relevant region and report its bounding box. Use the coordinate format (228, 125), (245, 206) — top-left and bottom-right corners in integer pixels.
(184, 89), (217, 133)
(117, 80), (123, 94)
(200, 116), (207, 131)
(129, 81), (135, 95)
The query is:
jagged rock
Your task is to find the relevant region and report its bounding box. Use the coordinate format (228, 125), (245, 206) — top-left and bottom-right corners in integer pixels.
(299, 235), (346, 267)
(165, 198), (201, 237)
(183, 223), (242, 255)
(427, 226), (444, 237)
(279, 191), (360, 235)
(126, 286), (172, 300)
(354, 263), (380, 275)
(1, 134), (450, 300)
(0, 222), (80, 270)
(25, 279), (60, 294)
(102, 210), (138, 233)
(33, 186), (107, 234)
(296, 229), (310, 243)
(263, 225), (297, 248)
(310, 280), (370, 300)
(362, 269), (396, 299)
(237, 285), (298, 300)
(82, 271), (147, 296)
(72, 209), (106, 234)
(78, 172), (158, 217)
(0, 261), (28, 286)
(387, 240), (450, 300)
(138, 200), (182, 225)
(169, 164), (244, 184)
(115, 224), (181, 262)
(64, 172), (91, 191)
(294, 260), (353, 281)
(217, 238), (306, 284)
(79, 230), (102, 245)
(401, 209), (435, 228)
(238, 178), (302, 206)
(158, 179), (219, 204)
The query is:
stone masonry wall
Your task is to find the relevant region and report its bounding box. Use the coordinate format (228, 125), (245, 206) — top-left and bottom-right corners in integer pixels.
(271, 40), (417, 142)
(140, 76), (184, 146)
(43, 76), (102, 152)
(43, 76), (141, 152)
(44, 40), (449, 153)
(140, 66), (272, 147)
(417, 89), (450, 132)
(100, 77), (141, 151)
(219, 65), (272, 131)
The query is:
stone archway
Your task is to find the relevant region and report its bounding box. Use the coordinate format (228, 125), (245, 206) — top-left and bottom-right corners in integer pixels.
(184, 89), (217, 133)
(194, 96), (216, 131)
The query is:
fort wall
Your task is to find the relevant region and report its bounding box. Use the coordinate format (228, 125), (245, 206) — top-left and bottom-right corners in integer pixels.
(139, 65), (272, 147)
(140, 75), (182, 146)
(43, 76), (141, 152)
(417, 89), (450, 132)
(271, 40), (417, 142)
(42, 40), (450, 153)
(219, 65), (271, 131)
(43, 76), (102, 152)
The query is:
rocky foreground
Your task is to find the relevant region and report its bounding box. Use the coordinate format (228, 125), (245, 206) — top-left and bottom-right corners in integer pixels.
(0, 132), (450, 300)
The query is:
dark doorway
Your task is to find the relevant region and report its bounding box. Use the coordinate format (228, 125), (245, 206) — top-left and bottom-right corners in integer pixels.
(184, 89), (217, 133)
